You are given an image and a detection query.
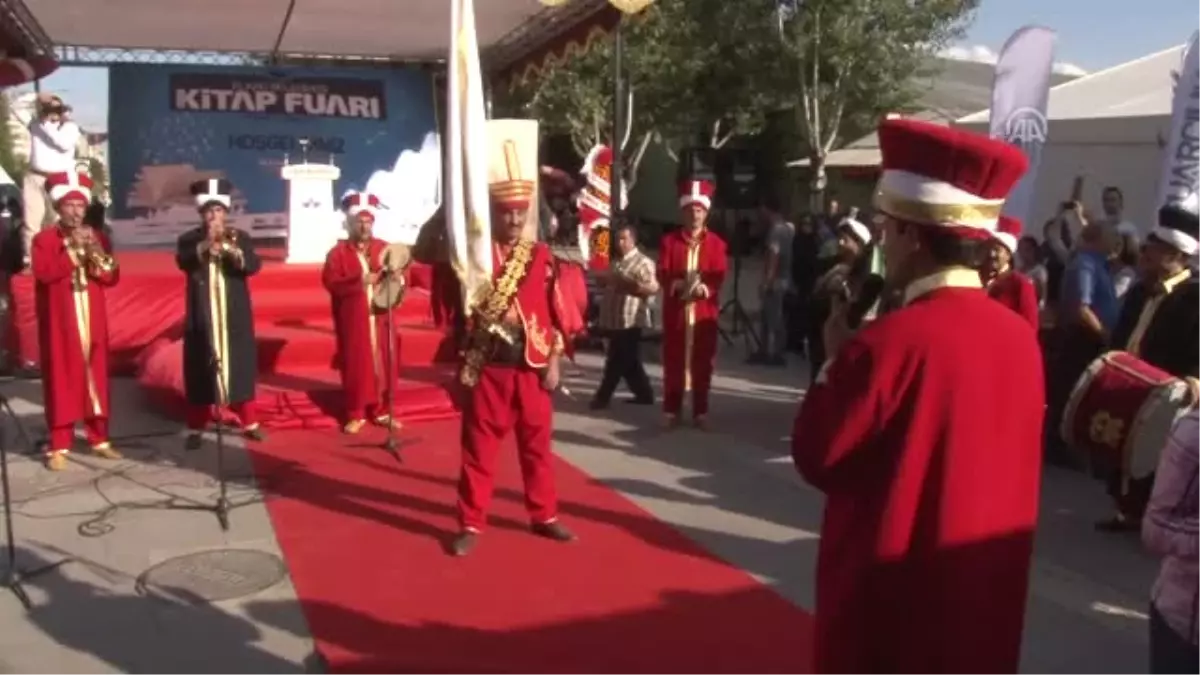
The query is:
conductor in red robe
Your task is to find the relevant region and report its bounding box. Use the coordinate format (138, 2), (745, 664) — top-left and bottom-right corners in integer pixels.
(451, 130), (577, 557)
(657, 179), (728, 430)
(32, 170), (121, 471)
(792, 119), (1043, 673)
(322, 191), (403, 435)
(983, 214), (1040, 330)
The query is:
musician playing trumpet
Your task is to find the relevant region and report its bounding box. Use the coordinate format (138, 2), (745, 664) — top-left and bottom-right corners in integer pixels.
(176, 179), (264, 449)
(322, 191), (404, 435)
(32, 170), (121, 470)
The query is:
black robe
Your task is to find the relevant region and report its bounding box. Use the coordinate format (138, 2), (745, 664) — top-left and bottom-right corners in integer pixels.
(175, 227), (262, 405)
(1112, 276), (1199, 379)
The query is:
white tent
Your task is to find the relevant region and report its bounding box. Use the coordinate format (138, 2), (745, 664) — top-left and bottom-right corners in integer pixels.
(955, 44), (1186, 236)
(18, 0), (607, 70)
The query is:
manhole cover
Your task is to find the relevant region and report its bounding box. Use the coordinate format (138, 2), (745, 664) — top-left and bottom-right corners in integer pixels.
(136, 549), (286, 604)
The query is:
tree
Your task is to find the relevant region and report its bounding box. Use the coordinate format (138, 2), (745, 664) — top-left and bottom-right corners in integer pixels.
(0, 93), (26, 183)
(495, 0), (790, 181)
(87, 156), (109, 203)
(777, 0), (980, 208)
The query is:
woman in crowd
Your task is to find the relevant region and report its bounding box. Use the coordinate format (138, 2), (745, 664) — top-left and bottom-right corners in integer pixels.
(1110, 226), (1141, 301)
(1142, 410), (1199, 674)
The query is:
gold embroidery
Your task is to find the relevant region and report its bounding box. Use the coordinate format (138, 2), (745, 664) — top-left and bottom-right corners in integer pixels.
(460, 239), (535, 387)
(1088, 411), (1125, 450)
(683, 238), (702, 392)
(526, 313), (550, 357)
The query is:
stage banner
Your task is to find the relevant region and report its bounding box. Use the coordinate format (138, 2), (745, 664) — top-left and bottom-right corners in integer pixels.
(107, 64), (440, 248)
(988, 25), (1056, 227)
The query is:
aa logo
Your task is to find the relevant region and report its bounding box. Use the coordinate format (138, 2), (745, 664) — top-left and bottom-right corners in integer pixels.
(1003, 107), (1048, 148)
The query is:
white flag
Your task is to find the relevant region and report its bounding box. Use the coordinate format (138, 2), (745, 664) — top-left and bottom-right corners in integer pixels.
(988, 26), (1057, 227)
(1154, 32), (1200, 218)
(447, 0), (493, 315)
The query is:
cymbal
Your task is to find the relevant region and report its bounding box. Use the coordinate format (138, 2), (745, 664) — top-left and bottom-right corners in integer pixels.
(380, 242), (412, 271)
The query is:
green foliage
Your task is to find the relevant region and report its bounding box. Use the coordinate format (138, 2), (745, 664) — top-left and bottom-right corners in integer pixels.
(87, 156), (109, 202)
(778, 0), (980, 159)
(0, 94), (25, 183)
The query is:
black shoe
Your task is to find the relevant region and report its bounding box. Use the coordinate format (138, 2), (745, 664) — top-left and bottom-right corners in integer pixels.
(184, 433), (202, 451)
(531, 521), (577, 543)
(1095, 515), (1140, 533)
(626, 396), (655, 406)
(448, 531), (478, 557)
(588, 399), (610, 411)
(244, 426), (267, 442)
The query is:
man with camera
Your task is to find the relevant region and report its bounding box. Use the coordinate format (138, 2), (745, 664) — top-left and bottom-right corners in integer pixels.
(16, 94), (82, 271)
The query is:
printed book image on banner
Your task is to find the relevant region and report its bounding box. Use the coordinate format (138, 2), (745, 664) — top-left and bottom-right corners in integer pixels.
(107, 64), (440, 248)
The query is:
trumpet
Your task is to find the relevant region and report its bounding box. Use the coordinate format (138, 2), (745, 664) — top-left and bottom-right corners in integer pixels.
(71, 229), (117, 274)
(217, 229), (240, 256)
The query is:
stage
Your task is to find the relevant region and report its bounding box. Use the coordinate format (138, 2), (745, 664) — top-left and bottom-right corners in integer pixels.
(8, 248), (460, 430)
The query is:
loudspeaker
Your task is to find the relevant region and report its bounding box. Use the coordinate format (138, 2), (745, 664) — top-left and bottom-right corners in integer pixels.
(677, 147), (718, 183)
(718, 148), (760, 210)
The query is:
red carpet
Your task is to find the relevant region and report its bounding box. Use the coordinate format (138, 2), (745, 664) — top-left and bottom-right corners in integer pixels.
(9, 248), (460, 429)
(250, 421), (815, 673)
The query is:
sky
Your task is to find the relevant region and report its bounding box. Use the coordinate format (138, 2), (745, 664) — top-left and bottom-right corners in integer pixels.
(11, 0), (1199, 134)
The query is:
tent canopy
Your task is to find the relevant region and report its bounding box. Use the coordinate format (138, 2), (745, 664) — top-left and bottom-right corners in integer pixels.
(22, 0), (605, 69)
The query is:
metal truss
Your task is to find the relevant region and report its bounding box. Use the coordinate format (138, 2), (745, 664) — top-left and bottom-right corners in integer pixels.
(0, 0), (55, 56)
(53, 45), (449, 72)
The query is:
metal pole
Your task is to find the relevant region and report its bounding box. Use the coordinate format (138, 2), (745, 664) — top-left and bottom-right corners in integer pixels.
(609, 15), (625, 245)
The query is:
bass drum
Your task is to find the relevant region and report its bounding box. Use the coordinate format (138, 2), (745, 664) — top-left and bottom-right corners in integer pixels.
(1061, 351), (1190, 479)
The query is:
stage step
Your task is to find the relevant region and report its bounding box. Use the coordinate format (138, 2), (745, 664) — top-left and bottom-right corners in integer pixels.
(254, 366), (460, 431)
(248, 287), (434, 325)
(254, 320), (456, 373)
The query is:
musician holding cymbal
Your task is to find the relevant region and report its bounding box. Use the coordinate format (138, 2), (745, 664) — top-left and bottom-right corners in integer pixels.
(176, 179), (265, 449)
(322, 191), (406, 435)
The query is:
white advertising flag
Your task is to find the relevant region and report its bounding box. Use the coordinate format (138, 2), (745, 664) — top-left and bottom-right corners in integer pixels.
(1154, 32), (1200, 219)
(988, 26), (1057, 226)
(446, 0), (493, 316)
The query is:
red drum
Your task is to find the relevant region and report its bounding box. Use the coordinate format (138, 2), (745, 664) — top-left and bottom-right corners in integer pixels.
(1062, 351), (1190, 479)
(0, 57), (58, 87)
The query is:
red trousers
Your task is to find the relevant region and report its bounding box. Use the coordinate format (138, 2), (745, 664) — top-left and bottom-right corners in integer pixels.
(185, 401), (258, 431)
(47, 416), (109, 455)
(457, 365), (558, 531)
(662, 319), (718, 418)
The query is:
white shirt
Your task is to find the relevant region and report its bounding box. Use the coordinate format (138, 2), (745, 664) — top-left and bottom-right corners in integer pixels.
(27, 118), (81, 174)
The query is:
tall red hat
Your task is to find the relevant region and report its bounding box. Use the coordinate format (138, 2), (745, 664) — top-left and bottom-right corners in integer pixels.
(992, 214), (1022, 253)
(341, 190), (381, 219)
(679, 179), (715, 211)
(874, 119), (1029, 234)
(45, 170), (92, 205)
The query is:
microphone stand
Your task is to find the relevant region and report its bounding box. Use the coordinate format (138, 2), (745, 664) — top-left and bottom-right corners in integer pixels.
(381, 271), (401, 462)
(209, 351), (231, 531)
(1, 393), (70, 608)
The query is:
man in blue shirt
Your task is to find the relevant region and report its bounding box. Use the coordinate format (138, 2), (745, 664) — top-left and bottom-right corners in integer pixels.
(1046, 222), (1119, 465)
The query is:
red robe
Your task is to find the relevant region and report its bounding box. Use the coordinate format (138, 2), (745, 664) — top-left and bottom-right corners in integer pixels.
(792, 269), (1044, 673)
(32, 226), (119, 432)
(457, 241), (574, 531)
(988, 270), (1039, 330)
(322, 238), (399, 421)
(657, 228), (728, 418)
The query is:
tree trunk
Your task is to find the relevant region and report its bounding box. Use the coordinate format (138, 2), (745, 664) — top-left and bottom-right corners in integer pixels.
(808, 152), (828, 213)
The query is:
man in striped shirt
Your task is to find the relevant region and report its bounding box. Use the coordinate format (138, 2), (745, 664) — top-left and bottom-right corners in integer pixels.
(590, 224), (657, 409)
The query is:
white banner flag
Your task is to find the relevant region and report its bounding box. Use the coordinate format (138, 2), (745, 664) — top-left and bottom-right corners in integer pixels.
(447, 0), (493, 315)
(1154, 32), (1200, 218)
(988, 26), (1057, 227)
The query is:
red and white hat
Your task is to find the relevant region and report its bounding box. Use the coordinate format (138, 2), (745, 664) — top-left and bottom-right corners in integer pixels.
(341, 190), (381, 219)
(992, 214), (1022, 254)
(679, 179), (715, 211)
(874, 119), (1028, 234)
(45, 170), (92, 205)
(838, 217), (873, 246)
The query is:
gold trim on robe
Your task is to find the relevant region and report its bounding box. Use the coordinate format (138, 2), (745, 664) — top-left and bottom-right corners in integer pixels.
(206, 255), (232, 404)
(355, 247), (384, 387)
(69, 248), (102, 417)
(683, 235), (702, 393)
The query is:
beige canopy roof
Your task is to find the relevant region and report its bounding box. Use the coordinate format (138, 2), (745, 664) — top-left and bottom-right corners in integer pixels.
(20, 0), (607, 70)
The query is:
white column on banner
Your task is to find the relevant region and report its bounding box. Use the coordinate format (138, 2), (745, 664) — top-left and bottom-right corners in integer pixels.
(1154, 32), (1200, 220)
(988, 26), (1057, 228)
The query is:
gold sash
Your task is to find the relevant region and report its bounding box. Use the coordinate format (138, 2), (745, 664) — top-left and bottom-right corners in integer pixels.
(460, 239), (534, 387)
